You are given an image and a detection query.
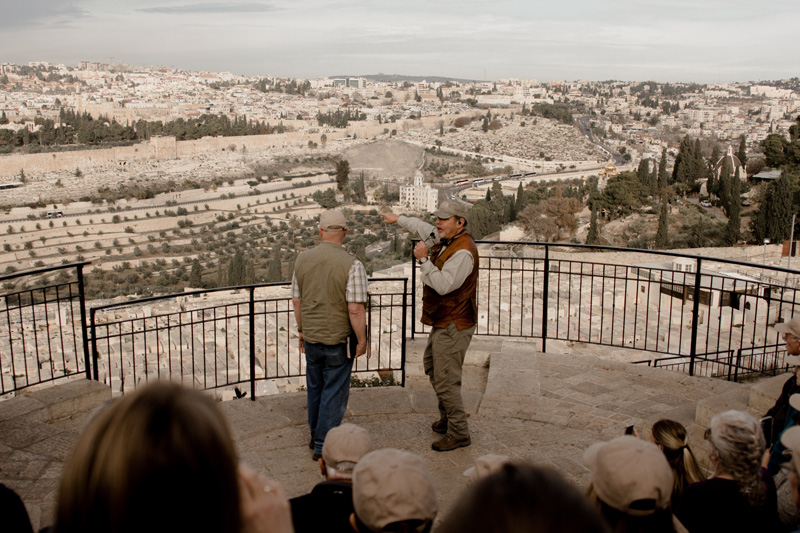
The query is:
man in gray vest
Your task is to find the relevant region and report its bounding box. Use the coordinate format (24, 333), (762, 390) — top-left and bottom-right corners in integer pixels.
(292, 210), (368, 461)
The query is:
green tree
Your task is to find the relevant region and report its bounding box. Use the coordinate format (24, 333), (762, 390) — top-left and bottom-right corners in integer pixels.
(267, 244), (283, 282)
(751, 173), (795, 243)
(350, 172), (367, 204)
(586, 203), (600, 245)
(718, 157), (733, 215)
(655, 202), (669, 248)
(657, 148), (668, 192)
(335, 160), (350, 192)
(725, 168), (742, 245)
(189, 259), (203, 287)
(736, 135), (748, 170)
(515, 182), (526, 215)
(227, 250), (246, 285)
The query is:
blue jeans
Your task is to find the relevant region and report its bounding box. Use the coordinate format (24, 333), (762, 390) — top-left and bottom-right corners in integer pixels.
(305, 341), (353, 454)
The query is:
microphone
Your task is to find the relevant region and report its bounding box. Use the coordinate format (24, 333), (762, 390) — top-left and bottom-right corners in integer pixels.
(423, 231), (437, 249)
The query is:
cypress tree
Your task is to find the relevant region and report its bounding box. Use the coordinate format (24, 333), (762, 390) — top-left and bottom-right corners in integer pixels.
(657, 148), (668, 191)
(267, 244), (282, 282)
(655, 202), (669, 248)
(586, 204), (599, 245)
(228, 250), (246, 286)
(515, 182), (525, 214)
(718, 158), (733, 215)
(736, 135), (748, 169)
(725, 168), (741, 244)
(189, 259), (203, 288)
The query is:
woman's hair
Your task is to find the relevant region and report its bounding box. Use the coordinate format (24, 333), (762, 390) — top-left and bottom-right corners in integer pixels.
(54, 383), (241, 533)
(707, 410), (767, 507)
(439, 463), (608, 533)
(651, 419), (705, 502)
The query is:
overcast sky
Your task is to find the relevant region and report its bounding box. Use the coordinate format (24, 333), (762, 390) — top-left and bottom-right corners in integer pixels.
(0, 0), (797, 83)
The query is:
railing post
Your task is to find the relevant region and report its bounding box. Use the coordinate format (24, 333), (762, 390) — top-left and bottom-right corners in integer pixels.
(401, 278), (408, 388)
(733, 349), (742, 383)
(410, 241), (417, 340)
(89, 307), (98, 381)
(249, 287), (256, 401)
(541, 245), (550, 352)
(76, 264), (93, 381)
(688, 258), (703, 377)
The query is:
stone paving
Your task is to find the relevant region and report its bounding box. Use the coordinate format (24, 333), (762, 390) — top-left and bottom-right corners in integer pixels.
(0, 336), (789, 531)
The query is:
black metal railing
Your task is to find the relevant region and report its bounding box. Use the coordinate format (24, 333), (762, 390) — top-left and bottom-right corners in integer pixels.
(0, 263), (91, 395)
(88, 278), (408, 399)
(412, 241), (800, 381)
(4, 241), (800, 397)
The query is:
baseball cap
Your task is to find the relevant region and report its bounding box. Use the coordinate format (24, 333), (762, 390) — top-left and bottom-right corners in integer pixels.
(433, 200), (468, 220)
(319, 210), (347, 230)
(583, 436), (673, 516)
(321, 423), (372, 470)
(775, 317), (800, 366)
(352, 449), (438, 531)
(462, 454), (511, 483)
(781, 426), (800, 474)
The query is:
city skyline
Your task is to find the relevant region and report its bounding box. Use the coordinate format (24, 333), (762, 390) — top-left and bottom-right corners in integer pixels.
(0, 0), (798, 84)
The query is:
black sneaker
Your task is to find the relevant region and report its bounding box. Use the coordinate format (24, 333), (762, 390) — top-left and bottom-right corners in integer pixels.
(431, 418), (448, 434)
(431, 434), (471, 452)
(312, 452), (322, 461)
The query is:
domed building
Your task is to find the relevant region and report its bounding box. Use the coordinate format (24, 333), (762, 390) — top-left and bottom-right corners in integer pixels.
(714, 146), (746, 180)
(598, 160), (620, 178)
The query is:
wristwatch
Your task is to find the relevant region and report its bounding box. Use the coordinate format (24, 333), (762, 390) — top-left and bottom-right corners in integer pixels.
(418, 256), (428, 265)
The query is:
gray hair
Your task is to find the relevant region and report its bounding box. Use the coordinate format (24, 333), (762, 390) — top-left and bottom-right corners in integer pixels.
(326, 460), (357, 480)
(708, 410), (766, 506)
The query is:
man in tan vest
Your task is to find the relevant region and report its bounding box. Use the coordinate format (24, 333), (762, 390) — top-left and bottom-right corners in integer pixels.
(382, 200), (478, 451)
(292, 210), (368, 461)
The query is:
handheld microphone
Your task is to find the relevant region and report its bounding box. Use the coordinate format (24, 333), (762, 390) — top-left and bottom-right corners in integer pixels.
(423, 231), (437, 249)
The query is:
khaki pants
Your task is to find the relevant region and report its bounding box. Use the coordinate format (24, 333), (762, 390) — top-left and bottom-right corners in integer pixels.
(423, 321), (475, 439)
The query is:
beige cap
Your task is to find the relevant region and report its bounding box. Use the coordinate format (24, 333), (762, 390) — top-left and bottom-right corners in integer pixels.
(352, 449), (438, 530)
(319, 210), (347, 230)
(462, 454), (512, 483)
(433, 199), (468, 220)
(584, 436), (673, 516)
(321, 423), (372, 470)
(775, 317), (800, 366)
(782, 426), (800, 474)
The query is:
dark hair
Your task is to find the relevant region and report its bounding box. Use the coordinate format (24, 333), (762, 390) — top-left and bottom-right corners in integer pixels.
(55, 383), (241, 533)
(439, 463), (608, 533)
(597, 500), (677, 533)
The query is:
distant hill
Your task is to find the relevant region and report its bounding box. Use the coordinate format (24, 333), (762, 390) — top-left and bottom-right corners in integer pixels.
(329, 73), (483, 84)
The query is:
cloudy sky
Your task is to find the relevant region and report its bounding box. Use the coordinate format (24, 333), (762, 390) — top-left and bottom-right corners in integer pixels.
(1, 0), (797, 83)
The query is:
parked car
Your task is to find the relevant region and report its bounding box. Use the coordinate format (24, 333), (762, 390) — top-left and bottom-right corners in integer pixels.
(700, 199), (712, 207)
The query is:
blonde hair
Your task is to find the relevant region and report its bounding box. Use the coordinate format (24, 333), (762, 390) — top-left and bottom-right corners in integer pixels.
(651, 419), (704, 503)
(707, 410), (767, 507)
(55, 383), (241, 533)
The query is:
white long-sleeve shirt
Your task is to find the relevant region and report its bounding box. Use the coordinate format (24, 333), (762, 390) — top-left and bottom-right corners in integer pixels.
(397, 215), (475, 296)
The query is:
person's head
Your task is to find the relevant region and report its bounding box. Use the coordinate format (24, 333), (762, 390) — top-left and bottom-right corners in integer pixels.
(650, 419), (704, 499)
(584, 436), (675, 532)
(462, 453), (511, 484)
(432, 200), (468, 241)
(319, 210), (348, 244)
(775, 316), (800, 358)
(351, 449), (437, 533)
(55, 383), (240, 533)
(320, 423), (372, 481)
(705, 409), (766, 507)
(440, 463), (609, 533)
(781, 426), (800, 507)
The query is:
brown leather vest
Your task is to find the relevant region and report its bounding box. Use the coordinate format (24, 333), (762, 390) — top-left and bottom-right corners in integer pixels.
(421, 231), (479, 330)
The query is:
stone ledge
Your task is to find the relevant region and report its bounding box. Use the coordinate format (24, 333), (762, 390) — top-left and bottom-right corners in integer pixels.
(749, 373), (791, 415)
(695, 388), (753, 428)
(21, 378), (111, 423)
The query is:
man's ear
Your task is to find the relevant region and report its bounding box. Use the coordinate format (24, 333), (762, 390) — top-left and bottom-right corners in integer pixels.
(349, 513), (359, 532)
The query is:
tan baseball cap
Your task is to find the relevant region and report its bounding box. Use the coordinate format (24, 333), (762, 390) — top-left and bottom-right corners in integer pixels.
(583, 436), (673, 516)
(781, 426), (800, 474)
(775, 317), (800, 366)
(319, 210), (347, 230)
(352, 449), (438, 530)
(462, 454), (512, 483)
(433, 199), (468, 220)
(321, 423), (372, 470)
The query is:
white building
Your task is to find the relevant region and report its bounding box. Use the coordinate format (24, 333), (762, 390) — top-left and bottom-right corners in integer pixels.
(399, 172), (438, 212)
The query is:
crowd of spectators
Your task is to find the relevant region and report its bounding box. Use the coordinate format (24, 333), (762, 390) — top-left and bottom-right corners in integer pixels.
(9, 316), (800, 532)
